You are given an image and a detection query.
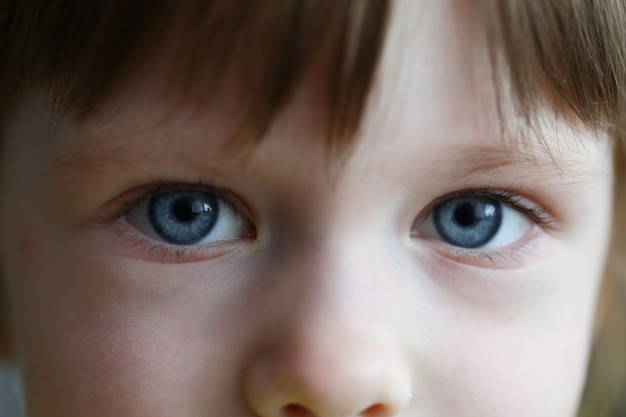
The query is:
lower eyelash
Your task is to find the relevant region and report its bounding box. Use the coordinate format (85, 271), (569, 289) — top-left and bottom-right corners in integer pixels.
(438, 229), (546, 269)
(110, 221), (242, 264)
(411, 187), (555, 269)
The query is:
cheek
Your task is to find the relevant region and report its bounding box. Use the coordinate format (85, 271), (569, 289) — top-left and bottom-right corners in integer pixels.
(2, 219), (256, 416)
(423, 317), (591, 416)
(413, 254), (601, 416)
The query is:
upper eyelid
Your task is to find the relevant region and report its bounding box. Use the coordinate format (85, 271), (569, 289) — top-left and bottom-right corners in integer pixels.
(110, 182), (237, 221)
(414, 188), (555, 231)
(113, 183), (554, 232)
(120, 185), (259, 248)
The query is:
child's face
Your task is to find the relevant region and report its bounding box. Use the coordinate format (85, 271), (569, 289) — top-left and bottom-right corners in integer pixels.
(0, 1), (613, 417)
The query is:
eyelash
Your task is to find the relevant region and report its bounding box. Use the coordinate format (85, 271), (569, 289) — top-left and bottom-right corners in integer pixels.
(414, 187), (556, 267)
(110, 181), (255, 263)
(109, 183), (554, 266)
(111, 181), (217, 218)
(419, 187), (555, 230)
(110, 227), (236, 263)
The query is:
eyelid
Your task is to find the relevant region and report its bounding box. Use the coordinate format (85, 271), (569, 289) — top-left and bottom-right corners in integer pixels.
(414, 187), (556, 232)
(110, 181), (253, 223)
(110, 223), (246, 263)
(411, 188), (556, 269)
(106, 182), (257, 263)
(427, 236), (547, 270)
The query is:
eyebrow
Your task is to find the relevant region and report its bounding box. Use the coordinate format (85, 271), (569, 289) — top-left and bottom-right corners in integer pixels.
(47, 124), (608, 194)
(47, 136), (226, 188)
(43, 86), (611, 194)
(444, 137), (609, 186)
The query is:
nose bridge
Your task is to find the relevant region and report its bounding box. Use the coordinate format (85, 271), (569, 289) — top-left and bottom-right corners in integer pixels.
(244, 245), (412, 417)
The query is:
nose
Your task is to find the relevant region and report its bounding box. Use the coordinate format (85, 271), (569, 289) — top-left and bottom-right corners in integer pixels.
(243, 252), (412, 417)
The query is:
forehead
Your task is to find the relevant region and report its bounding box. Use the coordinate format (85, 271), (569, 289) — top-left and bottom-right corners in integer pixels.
(38, 0), (607, 190)
(2, 0), (624, 154)
(63, 1), (483, 139)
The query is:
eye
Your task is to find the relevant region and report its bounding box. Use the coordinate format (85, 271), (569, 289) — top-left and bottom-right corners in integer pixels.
(416, 195), (532, 249)
(126, 189), (249, 245)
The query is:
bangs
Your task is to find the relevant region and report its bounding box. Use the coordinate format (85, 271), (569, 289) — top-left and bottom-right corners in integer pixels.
(0, 0), (391, 150)
(2, 1), (626, 148)
(479, 3), (626, 417)
(482, 0), (626, 138)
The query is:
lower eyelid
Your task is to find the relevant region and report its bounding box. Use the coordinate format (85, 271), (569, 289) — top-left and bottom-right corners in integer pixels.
(125, 189), (254, 245)
(420, 225), (547, 270)
(109, 221), (246, 263)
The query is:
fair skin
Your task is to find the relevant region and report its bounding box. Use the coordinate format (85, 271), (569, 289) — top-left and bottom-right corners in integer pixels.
(0, 1), (614, 416)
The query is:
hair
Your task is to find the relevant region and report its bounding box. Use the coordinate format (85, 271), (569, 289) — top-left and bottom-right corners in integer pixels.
(0, 0), (390, 151)
(0, 1), (625, 415)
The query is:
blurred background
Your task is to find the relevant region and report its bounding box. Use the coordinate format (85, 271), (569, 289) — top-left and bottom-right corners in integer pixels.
(0, 363), (24, 417)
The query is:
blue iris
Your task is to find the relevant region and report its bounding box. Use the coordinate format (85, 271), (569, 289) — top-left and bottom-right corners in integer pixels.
(433, 196), (502, 248)
(148, 190), (218, 245)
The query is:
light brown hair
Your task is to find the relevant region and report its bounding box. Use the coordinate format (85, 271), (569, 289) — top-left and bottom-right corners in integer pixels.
(0, 0), (390, 149)
(0, 1), (625, 415)
(483, 2), (626, 414)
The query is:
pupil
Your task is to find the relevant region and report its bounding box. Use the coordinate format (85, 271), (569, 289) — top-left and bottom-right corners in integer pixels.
(172, 197), (200, 222)
(454, 203), (477, 227)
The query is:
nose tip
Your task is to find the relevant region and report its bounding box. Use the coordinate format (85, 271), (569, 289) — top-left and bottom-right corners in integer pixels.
(244, 336), (411, 417)
(243, 245), (412, 417)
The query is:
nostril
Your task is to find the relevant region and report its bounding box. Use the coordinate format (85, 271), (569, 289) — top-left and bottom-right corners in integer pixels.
(360, 404), (388, 417)
(281, 403), (390, 417)
(282, 404), (316, 417)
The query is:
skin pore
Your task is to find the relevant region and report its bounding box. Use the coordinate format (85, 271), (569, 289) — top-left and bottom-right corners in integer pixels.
(0, 1), (614, 417)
